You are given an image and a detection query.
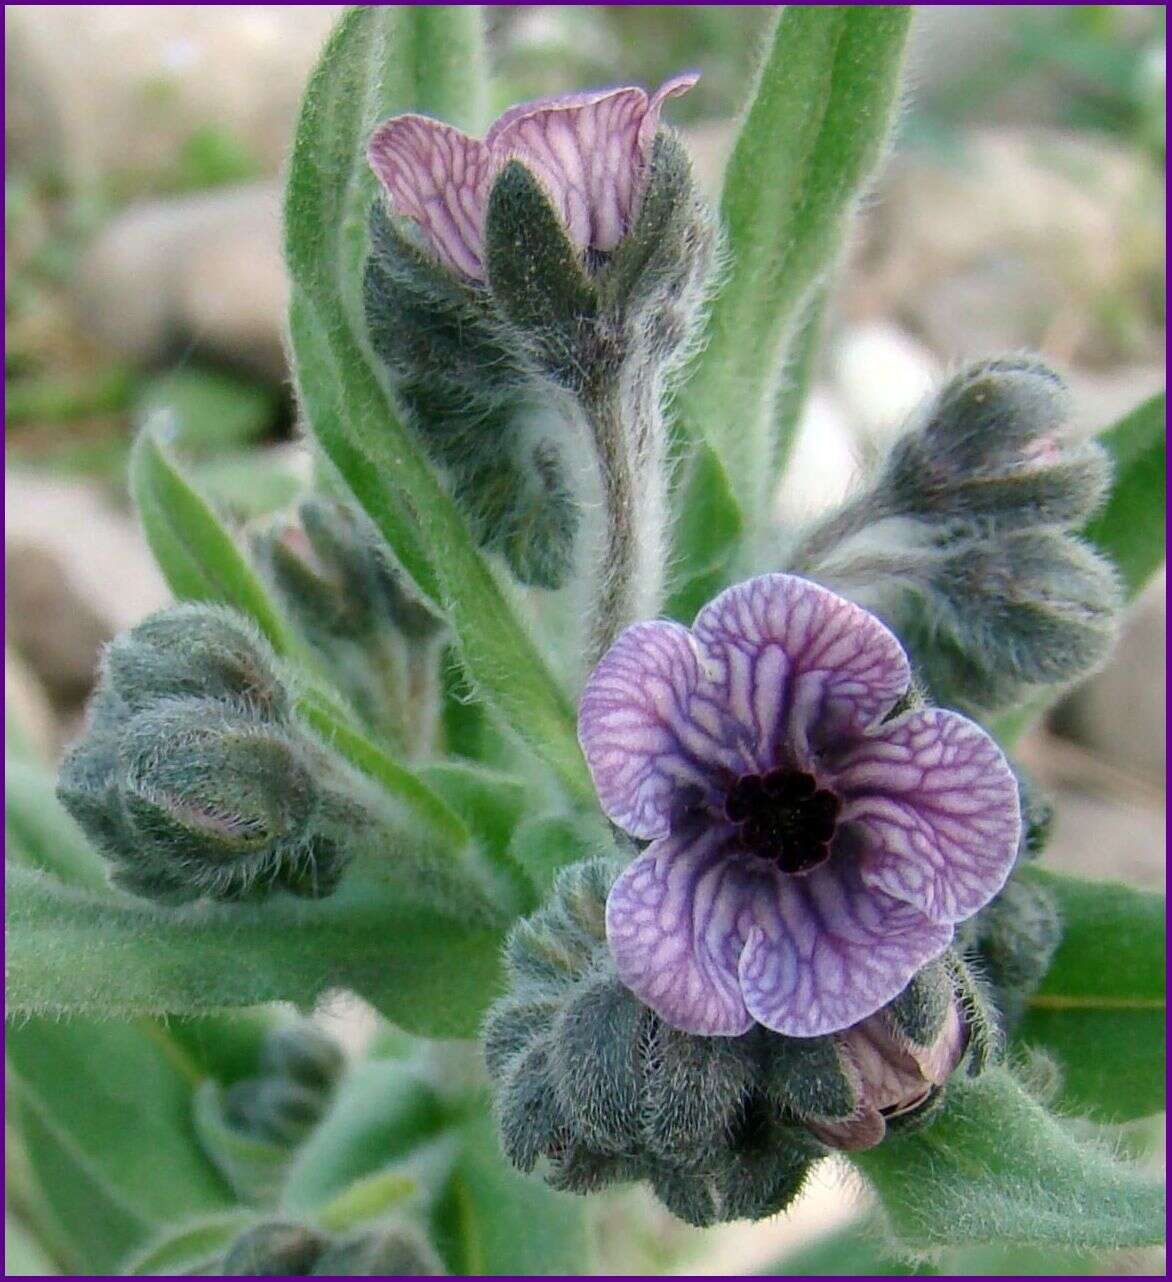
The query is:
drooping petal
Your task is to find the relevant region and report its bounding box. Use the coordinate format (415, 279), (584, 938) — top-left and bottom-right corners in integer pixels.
(638, 71), (702, 152)
(830, 708), (1020, 924)
(578, 620), (743, 840)
(605, 826), (754, 1037)
(367, 115), (492, 278)
(691, 574), (911, 770)
(736, 856), (952, 1038)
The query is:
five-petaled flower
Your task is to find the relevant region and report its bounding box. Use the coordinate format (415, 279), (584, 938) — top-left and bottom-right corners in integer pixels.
(367, 73), (698, 279)
(578, 573), (1020, 1039)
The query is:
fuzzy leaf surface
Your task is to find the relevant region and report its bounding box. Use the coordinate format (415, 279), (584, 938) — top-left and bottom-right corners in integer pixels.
(7, 864), (505, 1038)
(852, 1068), (1165, 1251)
(1015, 867), (1165, 1121)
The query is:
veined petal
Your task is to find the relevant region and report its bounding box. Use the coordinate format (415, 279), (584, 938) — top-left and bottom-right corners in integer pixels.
(831, 709), (1020, 924)
(488, 75), (696, 254)
(368, 115), (492, 278)
(606, 827), (754, 1037)
(579, 620), (742, 840)
(692, 574), (911, 769)
(737, 857), (952, 1038)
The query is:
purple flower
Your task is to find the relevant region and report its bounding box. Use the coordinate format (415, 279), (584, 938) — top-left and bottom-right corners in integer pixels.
(367, 73), (698, 280)
(578, 573), (1020, 1039)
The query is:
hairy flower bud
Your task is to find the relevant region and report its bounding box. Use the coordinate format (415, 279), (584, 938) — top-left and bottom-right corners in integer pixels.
(221, 1222), (326, 1276)
(195, 1022), (345, 1204)
(881, 358), (1110, 530)
(102, 602), (290, 720)
(253, 499), (443, 749)
(958, 874), (1062, 1030)
(365, 82), (716, 658)
(791, 358), (1121, 715)
(484, 858), (995, 1226)
(58, 606), (361, 904)
(312, 1223), (443, 1276)
(254, 499), (440, 646)
(259, 1023), (347, 1095)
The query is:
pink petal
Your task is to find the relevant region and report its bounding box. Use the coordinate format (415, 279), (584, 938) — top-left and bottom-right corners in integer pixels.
(830, 709), (1021, 924)
(606, 826), (754, 1036)
(736, 857), (953, 1038)
(488, 75), (696, 254)
(367, 115), (492, 279)
(691, 574), (911, 771)
(578, 620), (745, 840)
(639, 71), (701, 152)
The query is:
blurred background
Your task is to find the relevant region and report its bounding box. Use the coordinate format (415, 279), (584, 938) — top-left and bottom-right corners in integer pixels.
(5, 5), (1165, 1274)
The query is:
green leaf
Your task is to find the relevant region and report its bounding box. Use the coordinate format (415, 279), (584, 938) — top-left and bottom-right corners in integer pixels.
(433, 1108), (590, 1276)
(120, 1212), (257, 1276)
(284, 7), (590, 803)
(9, 1098), (144, 1274)
(1014, 867), (1165, 1121)
(683, 5), (911, 522)
(852, 1068), (1165, 1251)
(295, 692), (474, 852)
(315, 1168), (418, 1232)
(1083, 391), (1166, 599)
(6, 759), (108, 892)
(665, 436), (745, 623)
(5, 1212), (63, 1277)
(7, 1018), (235, 1273)
(279, 1060), (446, 1214)
(135, 367), (276, 457)
(6, 863), (505, 1039)
(129, 425), (296, 656)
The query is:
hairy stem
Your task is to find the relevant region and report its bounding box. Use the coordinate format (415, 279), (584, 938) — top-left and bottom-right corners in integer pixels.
(583, 374), (667, 666)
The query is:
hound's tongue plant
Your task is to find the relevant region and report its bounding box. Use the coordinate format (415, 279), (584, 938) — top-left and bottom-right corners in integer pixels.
(5, 7), (1163, 1276)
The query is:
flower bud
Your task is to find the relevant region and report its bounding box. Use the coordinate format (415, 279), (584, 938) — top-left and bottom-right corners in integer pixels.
(259, 1023), (346, 1095)
(254, 499), (440, 646)
(881, 358), (1110, 530)
(899, 528), (1120, 713)
(310, 1223), (443, 1276)
(365, 81), (716, 649)
(221, 1222), (326, 1276)
(58, 605), (360, 905)
(790, 357), (1122, 715)
(101, 602), (289, 721)
(222, 1077), (328, 1147)
(960, 874), (1062, 1030)
(195, 1022), (344, 1203)
(485, 858), (993, 1226)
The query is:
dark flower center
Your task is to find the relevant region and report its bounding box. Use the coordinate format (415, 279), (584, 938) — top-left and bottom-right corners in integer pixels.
(724, 769), (841, 875)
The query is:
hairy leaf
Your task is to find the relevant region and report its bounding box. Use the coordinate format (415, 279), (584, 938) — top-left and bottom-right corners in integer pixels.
(130, 426), (296, 655)
(853, 1068), (1165, 1251)
(284, 6), (590, 802)
(1084, 391), (1166, 599)
(684, 5), (911, 521)
(1015, 867), (1164, 1121)
(7, 864), (505, 1038)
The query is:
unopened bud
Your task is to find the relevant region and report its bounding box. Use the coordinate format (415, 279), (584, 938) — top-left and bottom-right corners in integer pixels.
(58, 606), (362, 904)
(486, 857), (991, 1226)
(311, 1223), (443, 1276)
(259, 1023), (346, 1095)
(102, 603), (289, 720)
(221, 1222), (325, 1277)
(882, 358), (1110, 530)
(907, 528), (1120, 713)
